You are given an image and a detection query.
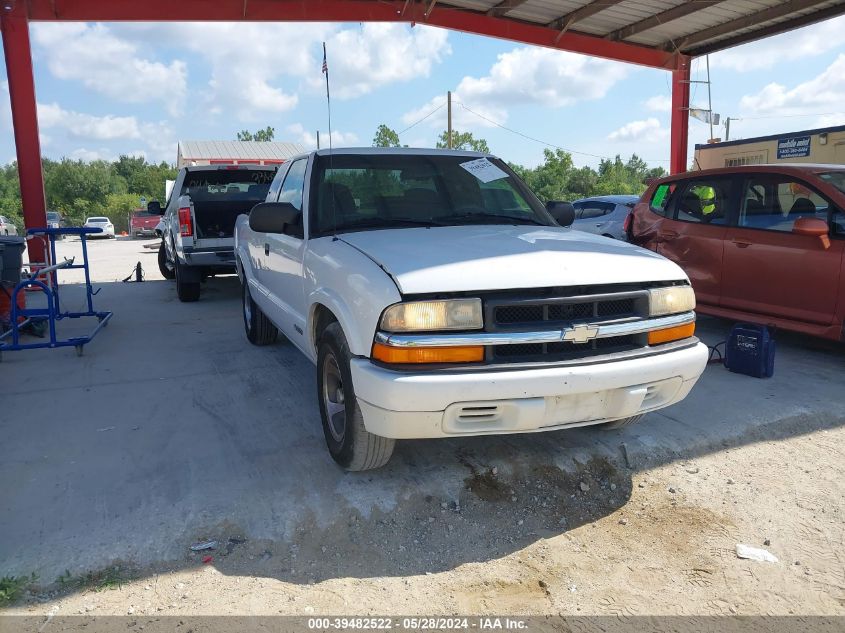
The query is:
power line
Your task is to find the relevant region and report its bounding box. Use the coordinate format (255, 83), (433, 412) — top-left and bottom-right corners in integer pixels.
(396, 102), (446, 136)
(731, 111), (845, 121)
(455, 101), (671, 163)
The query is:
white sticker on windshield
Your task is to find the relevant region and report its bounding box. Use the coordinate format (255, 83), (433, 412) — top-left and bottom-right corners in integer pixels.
(459, 157), (509, 183)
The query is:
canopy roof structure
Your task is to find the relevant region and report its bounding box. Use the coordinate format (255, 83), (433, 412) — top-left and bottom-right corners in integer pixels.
(3, 0), (845, 246)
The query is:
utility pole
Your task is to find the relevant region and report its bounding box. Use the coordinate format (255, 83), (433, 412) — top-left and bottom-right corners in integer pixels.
(447, 91), (453, 149)
(317, 131), (320, 149)
(724, 117), (731, 142)
(706, 55), (714, 141)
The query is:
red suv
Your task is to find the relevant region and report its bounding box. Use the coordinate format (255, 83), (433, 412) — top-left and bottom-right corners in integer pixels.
(629, 165), (845, 341)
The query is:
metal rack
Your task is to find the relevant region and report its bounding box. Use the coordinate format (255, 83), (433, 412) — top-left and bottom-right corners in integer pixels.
(0, 227), (113, 359)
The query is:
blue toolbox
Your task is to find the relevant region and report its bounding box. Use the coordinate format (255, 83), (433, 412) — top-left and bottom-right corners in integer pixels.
(724, 323), (775, 378)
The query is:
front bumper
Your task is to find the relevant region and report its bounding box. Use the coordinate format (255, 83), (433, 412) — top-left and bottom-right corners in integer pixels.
(350, 341), (708, 439)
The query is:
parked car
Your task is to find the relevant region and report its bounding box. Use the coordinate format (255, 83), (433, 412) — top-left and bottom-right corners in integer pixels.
(156, 164), (277, 300)
(235, 148), (708, 470)
(0, 215), (17, 236)
(46, 210), (66, 239)
(130, 209), (160, 238)
(628, 164), (845, 341)
(571, 195), (639, 240)
(83, 216), (115, 238)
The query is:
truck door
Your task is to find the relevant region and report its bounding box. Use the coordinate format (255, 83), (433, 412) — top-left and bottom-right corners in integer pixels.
(261, 158), (308, 341)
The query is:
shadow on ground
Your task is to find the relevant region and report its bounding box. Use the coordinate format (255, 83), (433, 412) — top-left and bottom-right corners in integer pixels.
(1, 276), (843, 597)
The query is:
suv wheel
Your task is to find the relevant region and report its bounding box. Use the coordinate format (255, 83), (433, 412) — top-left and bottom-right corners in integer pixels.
(242, 281), (277, 345)
(317, 322), (395, 471)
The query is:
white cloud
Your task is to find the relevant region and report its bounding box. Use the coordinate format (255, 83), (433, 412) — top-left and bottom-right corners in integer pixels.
(607, 118), (667, 143)
(710, 16), (845, 72)
(38, 103), (141, 140)
(402, 46), (629, 132)
(286, 123), (358, 149)
(36, 102), (175, 162)
(313, 24), (451, 99)
(644, 95), (671, 113)
(32, 23), (187, 117)
(739, 54), (845, 115)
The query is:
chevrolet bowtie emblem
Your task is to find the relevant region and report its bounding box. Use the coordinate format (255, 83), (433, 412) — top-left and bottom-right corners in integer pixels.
(562, 323), (600, 344)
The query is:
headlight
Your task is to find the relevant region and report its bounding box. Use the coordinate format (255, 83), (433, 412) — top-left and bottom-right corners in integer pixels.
(648, 286), (696, 316)
(380, 299), (483, 332)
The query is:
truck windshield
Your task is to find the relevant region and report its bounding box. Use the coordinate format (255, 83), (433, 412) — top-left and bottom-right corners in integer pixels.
(310, 154), (553, 235)
(819, 171), (845, 195)
(46, 212), (61, 221)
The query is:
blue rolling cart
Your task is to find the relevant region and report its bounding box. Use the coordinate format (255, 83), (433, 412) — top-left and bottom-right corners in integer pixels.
(0, 227), (113, 359)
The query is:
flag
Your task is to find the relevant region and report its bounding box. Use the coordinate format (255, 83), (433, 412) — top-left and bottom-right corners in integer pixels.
(322, 43), (328, 75)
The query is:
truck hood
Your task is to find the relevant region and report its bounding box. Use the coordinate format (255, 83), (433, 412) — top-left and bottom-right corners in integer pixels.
(338, 225), (687, 295)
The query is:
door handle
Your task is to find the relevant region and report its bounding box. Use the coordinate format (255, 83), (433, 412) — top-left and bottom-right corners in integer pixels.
(731, 239), (752, 248)
(264, 243), (270, 256)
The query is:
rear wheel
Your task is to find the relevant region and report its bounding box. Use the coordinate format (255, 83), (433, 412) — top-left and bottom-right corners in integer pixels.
(242, 281), (277, 345)
(158, 243), (175, 280)
(600, 414), (644, 430)
(174, 255), (200, 302)
(317, 322), (395, 471)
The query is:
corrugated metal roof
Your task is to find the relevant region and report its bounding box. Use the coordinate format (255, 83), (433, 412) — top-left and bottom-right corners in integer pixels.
(436, 0), (845, 57)
(178, 140), (305, 161)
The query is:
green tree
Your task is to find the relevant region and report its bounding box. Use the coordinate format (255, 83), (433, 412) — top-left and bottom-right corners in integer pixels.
(372, 124), (402, 148)
(237, 126), (275, 142)
(436, 130), (489, 153)
(44, 159), (114, 223)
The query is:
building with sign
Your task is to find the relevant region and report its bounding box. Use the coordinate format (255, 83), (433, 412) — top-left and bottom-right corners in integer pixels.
(693, 124), (845, 170)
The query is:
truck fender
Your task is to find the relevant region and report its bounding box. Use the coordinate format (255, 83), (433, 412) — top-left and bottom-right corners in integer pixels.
(307, 288), (369, 361)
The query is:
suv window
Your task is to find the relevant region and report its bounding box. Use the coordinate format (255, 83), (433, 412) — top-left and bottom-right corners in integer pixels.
(575, 201), (614, 219)
(739, 176), (829, 233)
(675, 178), (731, 225)
(649, 183), (676, 217)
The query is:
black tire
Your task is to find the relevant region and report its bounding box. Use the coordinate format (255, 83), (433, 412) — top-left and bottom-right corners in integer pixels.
(174, 255), (200, 302)
(158, 243), (175, 280)
(317, 322), (395, 471)
(242, 281), (277, 345)
(600, 414), (644, 430)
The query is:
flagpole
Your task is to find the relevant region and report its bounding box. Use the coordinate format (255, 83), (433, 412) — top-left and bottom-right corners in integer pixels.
(323, 42), (332, 152)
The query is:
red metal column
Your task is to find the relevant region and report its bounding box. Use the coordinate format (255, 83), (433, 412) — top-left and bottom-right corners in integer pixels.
(2, 4), (47, 260)
(670, 54), (691, 175)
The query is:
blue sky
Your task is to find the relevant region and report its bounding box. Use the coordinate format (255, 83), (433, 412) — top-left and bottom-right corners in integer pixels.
(1, 16), (845, 171)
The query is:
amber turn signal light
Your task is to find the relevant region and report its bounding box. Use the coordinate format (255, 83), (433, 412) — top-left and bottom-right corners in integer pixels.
(648, 322), (695, 345)
(372, 343), (484, 364)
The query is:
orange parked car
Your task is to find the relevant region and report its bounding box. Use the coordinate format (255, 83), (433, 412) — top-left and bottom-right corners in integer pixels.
(628, 164), (845, 341)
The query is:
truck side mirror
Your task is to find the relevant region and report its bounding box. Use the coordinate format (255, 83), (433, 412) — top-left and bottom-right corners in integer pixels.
(546, 201), (575, 227)
(148, 201), (163, 215)
(249, 202), (301, 234)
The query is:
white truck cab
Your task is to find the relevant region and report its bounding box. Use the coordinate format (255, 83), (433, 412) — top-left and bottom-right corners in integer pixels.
(235, 148), (708, 470)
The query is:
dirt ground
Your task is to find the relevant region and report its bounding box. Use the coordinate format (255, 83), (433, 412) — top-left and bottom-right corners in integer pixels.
(8, 422), (843, 617)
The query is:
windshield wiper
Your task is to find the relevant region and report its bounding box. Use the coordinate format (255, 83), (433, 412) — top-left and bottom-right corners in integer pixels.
(440, 213), (546, 226)
(333, 217), (447, 231)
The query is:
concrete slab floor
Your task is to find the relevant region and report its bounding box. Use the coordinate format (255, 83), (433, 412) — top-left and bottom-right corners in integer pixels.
(1, 238), (844, 587)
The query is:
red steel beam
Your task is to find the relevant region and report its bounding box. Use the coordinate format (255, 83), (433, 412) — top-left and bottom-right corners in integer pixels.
(670, 54), (691, 175)
(1, 4), (47, 260)
(24, 0), (677, 69)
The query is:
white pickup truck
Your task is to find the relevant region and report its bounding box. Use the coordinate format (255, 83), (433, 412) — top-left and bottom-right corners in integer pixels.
(235, 148), (708, 470)
(156, 164), (276, 301)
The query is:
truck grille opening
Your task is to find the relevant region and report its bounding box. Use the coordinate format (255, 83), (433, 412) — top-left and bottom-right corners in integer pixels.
(494, 298), (636, 326)
(492, 335), (640, 363)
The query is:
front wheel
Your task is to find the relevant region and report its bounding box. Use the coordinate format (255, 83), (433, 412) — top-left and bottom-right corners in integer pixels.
(317, 322), (395, 471)
(242, 281), (277, 345)
(158, 243), (175, 280)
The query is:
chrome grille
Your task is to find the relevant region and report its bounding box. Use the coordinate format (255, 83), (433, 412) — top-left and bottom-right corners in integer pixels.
(493, 334), (640, 362)
(493, 297), (636, 327)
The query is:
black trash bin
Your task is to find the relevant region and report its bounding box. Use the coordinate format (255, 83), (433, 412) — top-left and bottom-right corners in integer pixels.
(0, 236), (25, 284)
